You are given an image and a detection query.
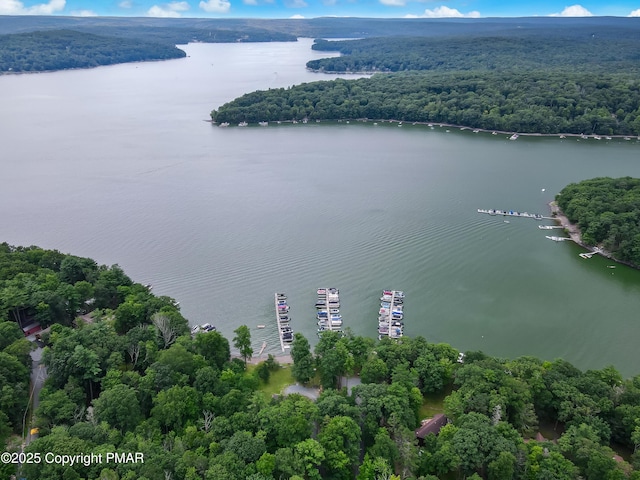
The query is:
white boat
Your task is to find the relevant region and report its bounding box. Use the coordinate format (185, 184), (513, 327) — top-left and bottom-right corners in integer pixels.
(509, 133), (519, 140)
(238, 121), (248, 127)
(259, 121), (268, 127)
(219, 122), (230, 127)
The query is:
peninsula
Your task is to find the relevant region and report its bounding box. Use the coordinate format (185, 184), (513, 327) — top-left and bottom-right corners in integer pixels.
(554, 177), (640, 268)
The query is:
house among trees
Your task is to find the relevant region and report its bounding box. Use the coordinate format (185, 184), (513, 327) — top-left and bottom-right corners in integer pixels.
(415, 414), (448, 443)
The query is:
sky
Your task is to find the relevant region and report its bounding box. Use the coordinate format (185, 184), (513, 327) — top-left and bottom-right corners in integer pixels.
(1, 0), (640, 19)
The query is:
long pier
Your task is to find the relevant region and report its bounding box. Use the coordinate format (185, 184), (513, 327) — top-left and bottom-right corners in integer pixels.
(274, 293), (291, 353)
(317, 288), (342, 335)
(545, 235), (572, 242)
(477, 208), (553, 220)
(378, 290), (404, 340)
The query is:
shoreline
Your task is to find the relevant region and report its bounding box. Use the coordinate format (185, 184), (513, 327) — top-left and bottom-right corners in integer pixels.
(212, 118), (640, 141)
(548, 202), (639, 269)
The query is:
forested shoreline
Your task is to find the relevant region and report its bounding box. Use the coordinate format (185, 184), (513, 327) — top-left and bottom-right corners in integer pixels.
(210, 19), (640, 135)
(211, 72), (640, 136)
(1, 243), (640, 479)
(0, 30), (186, 73)
(556, 177), (640, 267)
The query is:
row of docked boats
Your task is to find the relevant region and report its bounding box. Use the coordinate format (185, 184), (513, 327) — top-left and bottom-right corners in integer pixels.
(275, 293), (293, 346)
(316, 287), (342, 335)
(378, 290), (404, 340)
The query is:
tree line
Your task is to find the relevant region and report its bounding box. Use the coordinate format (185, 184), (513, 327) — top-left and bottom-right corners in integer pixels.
(0, 29), (186, 73)
(211, 72), (640, 135)
(1, 243), (640, 479)
(307, 34), (640, 75)
(557, 177), (640, 266)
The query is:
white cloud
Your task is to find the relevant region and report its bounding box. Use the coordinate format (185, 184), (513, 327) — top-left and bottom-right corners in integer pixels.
(290, 13), (305, 18)
(147, 1), (190, 17)
(199, 0), (231, 13)
(629, 9), (640, 17)
(550, 4), (593, 17)
(286, 0), (308, 7)
(0, 0), (66, 15)
(169, 1), (190, 10)
(380, 0), (406, 6)
(243, 0), (258, 5)
(118, 0), (132, 7)
(71, 9), (97, 16)
(420, 5), (480, 17)
(147, 5), (179, 16)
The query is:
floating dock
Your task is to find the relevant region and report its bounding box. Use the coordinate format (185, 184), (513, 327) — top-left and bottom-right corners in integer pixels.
(275, 293), (292, 352)
(316, 288), (342, 335)
(545, 235), (571, 242)
(477, 208), (552, 220)
(378, 290), (404, 340)
(538, 225), (565, 230)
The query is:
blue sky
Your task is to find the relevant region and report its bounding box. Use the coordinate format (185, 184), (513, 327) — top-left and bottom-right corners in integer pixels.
(1, 0), (640, 19)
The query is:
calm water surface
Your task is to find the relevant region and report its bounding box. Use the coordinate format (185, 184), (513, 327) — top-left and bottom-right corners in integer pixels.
(2, 39), (640, 376)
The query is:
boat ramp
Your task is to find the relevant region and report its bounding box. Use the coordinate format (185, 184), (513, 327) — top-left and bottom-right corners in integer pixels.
(316, 288), (342, 335)
(275, 293), (292, 352)
(378, 290), (404, 340)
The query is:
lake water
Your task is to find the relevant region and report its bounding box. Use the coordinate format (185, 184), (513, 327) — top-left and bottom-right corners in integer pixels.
(2, 39), (640, 377)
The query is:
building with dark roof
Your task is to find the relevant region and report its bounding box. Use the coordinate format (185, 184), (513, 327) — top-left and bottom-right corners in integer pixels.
(415, 413), (448, 443)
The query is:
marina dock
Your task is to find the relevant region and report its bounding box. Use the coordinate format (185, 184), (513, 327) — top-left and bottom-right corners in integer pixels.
(477, 208), (552, 220)
(378, 290), (404, 340)
(275, 293), (292, 353)
(316, 288), (342, 335)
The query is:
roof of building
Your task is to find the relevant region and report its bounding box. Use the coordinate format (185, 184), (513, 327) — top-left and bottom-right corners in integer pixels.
(415, 413), (448, 439)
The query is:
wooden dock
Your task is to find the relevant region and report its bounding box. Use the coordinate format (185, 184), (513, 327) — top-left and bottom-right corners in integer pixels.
(379, 290), (404, 340)
(317, 288), (342, 334)
(274, 293), (291, 353)
(477, 208), (553, 220)
(545, 235), (572, 242)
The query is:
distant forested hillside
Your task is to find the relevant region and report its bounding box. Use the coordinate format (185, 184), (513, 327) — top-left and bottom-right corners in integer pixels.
(308, 33), (640, 74)
(557, 177), (640, 265)
(0, 15), (636, 39)
(0, 29), (185, 73)
(211, 72), (640, 135)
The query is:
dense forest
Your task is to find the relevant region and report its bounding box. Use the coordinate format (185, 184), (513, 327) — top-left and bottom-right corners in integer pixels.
(0, 30), (185, 73)
(307, 34), (640, 74)
(1, 243), (640, 479)
(205, 18), (640, 135)
(211, 73), (640, 135)
(556, 177), (640, 266)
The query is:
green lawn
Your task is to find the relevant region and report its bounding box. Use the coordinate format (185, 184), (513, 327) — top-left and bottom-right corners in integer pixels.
(256, 364), (296, 398)
(418, 385), (452, 420)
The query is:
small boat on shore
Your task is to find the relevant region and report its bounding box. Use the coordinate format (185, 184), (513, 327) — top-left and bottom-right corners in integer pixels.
(192, 323), (216, 335)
